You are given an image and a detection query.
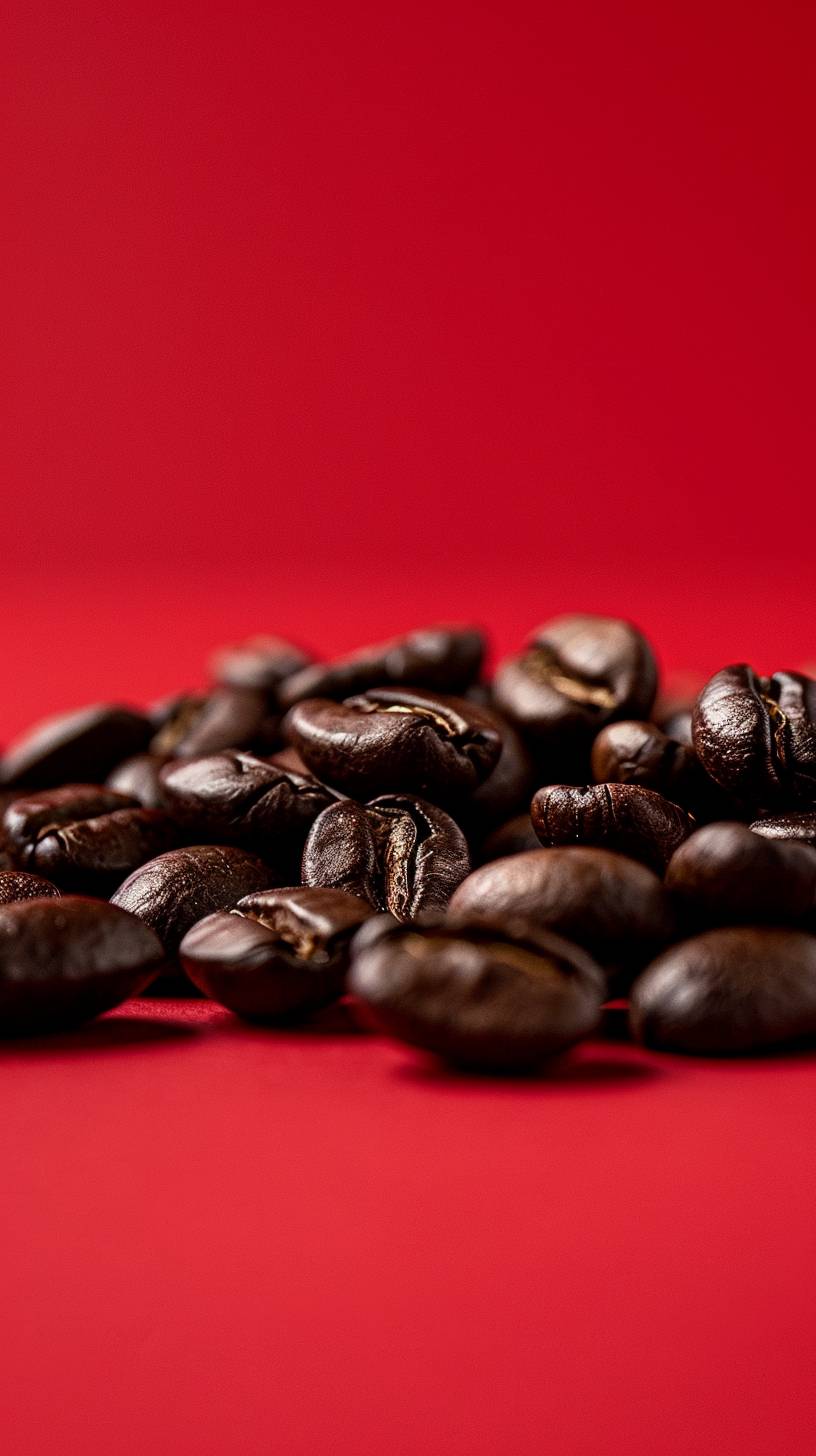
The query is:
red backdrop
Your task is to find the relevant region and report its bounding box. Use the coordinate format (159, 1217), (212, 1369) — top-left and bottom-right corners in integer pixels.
(3, 4), (816, 1453)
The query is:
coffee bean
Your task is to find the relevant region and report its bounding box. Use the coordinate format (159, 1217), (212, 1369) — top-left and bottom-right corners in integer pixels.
(478, 813), (541, 864)
(531, 783), (694, 871)
(179, 887), (374, 1020)
(285, 687), (501, 800)
(279, 625), (485, 707)
(750, 812), (816, 846)
(0, 871), (61, 905)
(2, 787), (174, 891)
(210, 635), (312, 697)
(110, 845), (274, 954)
(590, 719), (723, 819)
(150, 688), (279, 758)
(0, 897), (165, 1035)
(629, 927), (816, 1054)
(1, 704), (151, 789)
(302, 795), (470, 919)
(494, 615), (658, 750)
(3, 785), (139, 860)
(456, 708), (535, 837)
(349, 913), (605, 1071)
(106, 753), (170, 809)
(693, 665), (816, 810)
(666, 822), (816, 925)
(449, 846), (674, 982)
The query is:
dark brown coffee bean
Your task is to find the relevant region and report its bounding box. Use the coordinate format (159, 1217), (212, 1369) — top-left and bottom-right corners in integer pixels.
(106, 754), (170, 809)
(494, 615), (658, 750)
(349, 914), (605, 1071)
(302, 795), (470, 919)
(666, 822), (816, 925)
(29, 809), (181, 894)
(3, 785), (139, 861)
(478, 813), (541, 864)
(591, 719), (722, 819)
(0, 871), (61, 905)
(1, 704), (151, 789)
(449, 846), (675, 980)
(531, 783), (694, 871)
(279, 625), (485, 707)
(693, 665), (816, 810)
(629, 927), (816, 1054)
(0, 897), (165, 1035)
(110, 845), (274, 954)
(285, 687), (501, 800)
(150, 688), (279, 758)
(210, 635), (313, 697)
(456, 708), (535, 836)
(179, 887), (374, 1020)
(750, 812), (816, 846)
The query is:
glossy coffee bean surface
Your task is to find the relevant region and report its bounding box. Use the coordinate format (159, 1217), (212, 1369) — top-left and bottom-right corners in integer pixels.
(349, 914), (605, 1071)
(106, 754), (170, 809)
(693, 665), (816, 810)
(3, 785), (138, 857)
(180, 886), (374, 1020)
(150, 687), (279, 758)
(531, 783), (693, 871)
(0, 871), (61, 905)
(1, 704), (151, 789)
(111, 844), (274, 953)
(302, 795), (469, 919)
(630, 927), (816, 1054)
(210, 635), (312, 697)
(279, 625), (485, 707)
(666, 823), (816, 925)
(0, 896), (165, 1034)
(590, 719), (723, 819)
(160, 750), (335, 847)
(750, 812), (816, 846)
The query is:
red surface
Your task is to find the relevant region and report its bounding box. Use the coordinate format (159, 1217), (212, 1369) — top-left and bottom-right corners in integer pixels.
(4, 2), (816, 1452)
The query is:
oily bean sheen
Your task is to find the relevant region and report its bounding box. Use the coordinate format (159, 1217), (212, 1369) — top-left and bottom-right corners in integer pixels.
(479, 813), (542, 864)
(531, 784), (694, 871)
(629, 928), (816, 1054)
(0, 871), (61, 905)
(455, 708), (535, 836)
(493, 615), (658, 749)
(692, 664), (816, 810)
(106, 754), (170, 809)
(179, 887), (374, 1020)
(3, 784), (138, 860)
(28, 809), (181, 894)
(750, 813), (816, 846)
(302, 795), (470, 920)
(285, 688), (501, 800)
(349, 914), (605, 1071)
(110, 845), (273, 954)
(449, 847), (675, 977)
(666, 823), (816, 925)
(0, 897), (165, 1035)
(210, 636), (312, 697)
(279, 624), (485, 707)
(590, 720), (721, 819)
(149, 688), (279, 758)
(1, 704), (151, 789)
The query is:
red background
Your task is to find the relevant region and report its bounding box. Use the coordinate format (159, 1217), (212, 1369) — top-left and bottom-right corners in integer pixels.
(3, 3), (816, 1453)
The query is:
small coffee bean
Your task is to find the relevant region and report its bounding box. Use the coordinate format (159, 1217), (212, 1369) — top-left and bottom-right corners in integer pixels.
(210, 635), (313, 697)
(750, 813), (816, 847)
(455, 707), (535, 837)
(494, 615), (658, 750)
(150, 688), (279, 758)
(28, 809), (181, 894)
(0, 871), (61, 905)
(1, 704), (151, 789)
(629, 927), (816, 1054)
(666, 822), (816, 925)
(302, 795), (470, 919)
(531, 783), (694, 871)
(179, 887), (374, 1020)
(349, 913), (605, 1071)
(449, 846), (675, 981)
(0, 897), (165, 1035)
(693, 665), (816, 810)
(106, 754), (170, 809)
(591, 720), (723, 819)
(285, 687), (501, 800)
(3, 785), (139, 860)
(279, 625), (485, 707)
(110, 845), (274, 954)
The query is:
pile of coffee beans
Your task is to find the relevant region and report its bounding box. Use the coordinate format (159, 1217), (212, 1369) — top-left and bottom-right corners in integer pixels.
(3, 615), (816, 1070)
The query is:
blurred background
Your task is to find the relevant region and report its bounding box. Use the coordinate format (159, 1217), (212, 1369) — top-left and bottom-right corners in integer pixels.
(4, 0), (815, 734)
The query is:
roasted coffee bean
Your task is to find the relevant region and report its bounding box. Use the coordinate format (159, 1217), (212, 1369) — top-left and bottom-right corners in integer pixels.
(693, 665), (816, 810)
(279, 624), (485, 707)
(150, 688), (279, 758)
(666, 822), (816, 925)
(0, 897), (165, 1035)
(3, 785), (139, 860)
(302, 795), (470, 919)
(531, 783), (693, 871)
(106, 754), (170, 809)
(478, 813), (541, 864)
(629, 927), (816, 1054)
(349, 913), (605, 1071)
(111, 845), (274, 954)
(179, 887), (374, 1020)
(0, 871), (61, 905)
(449, 847), (675, 981)
(210, 635), (312, 697)
(159, 751), (335, 873)
(27, 809), (181, 894)
(659, 709), (693, 746)
(591, 720), (720, 818)
(285, 687), (501, 801)
(1, 704), (151, 789)
(456, 708), (535, 836)
(751, 812), (816, 846)
(494, 615), (658, 750)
